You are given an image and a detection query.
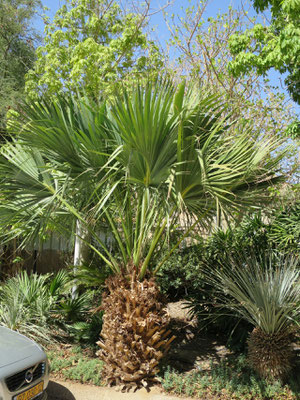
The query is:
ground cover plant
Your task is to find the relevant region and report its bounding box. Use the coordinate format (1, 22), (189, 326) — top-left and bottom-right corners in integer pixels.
(47, 345), (104, 386)
(161, 354), (300, 400)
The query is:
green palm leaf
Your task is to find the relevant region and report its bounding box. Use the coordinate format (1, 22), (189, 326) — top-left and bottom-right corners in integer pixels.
(0, 79), (285, 278)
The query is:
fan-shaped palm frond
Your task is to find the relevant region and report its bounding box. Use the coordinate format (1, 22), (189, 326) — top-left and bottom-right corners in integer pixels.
(0, 79), (285, 277)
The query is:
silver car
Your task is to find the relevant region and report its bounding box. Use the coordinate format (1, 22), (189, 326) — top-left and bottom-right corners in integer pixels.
(0, 327), (49, 400)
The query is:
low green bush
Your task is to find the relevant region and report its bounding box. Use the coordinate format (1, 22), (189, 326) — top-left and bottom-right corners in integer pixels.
(270, 201), (300, 252)
(156, 244), (204, 299)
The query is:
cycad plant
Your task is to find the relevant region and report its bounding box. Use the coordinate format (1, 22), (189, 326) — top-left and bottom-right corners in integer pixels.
(202, 254), (300, 380)
(0, 80), (285, 386)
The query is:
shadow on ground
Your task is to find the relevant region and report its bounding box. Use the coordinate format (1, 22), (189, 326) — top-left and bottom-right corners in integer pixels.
(47, 380), (76, 400)
(165, 319), (233, 373)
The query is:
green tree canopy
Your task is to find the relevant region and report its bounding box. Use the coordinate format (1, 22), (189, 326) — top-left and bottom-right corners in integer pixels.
(164, 2), (299, 178)
(25, 0), (163, 99)
(0, 0), (41, 134)
(228, 0), (300, 104)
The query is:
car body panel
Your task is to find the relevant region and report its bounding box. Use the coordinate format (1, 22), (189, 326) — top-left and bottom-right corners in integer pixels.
(0, 327), (49, 400)
(0, 327), (42, 370)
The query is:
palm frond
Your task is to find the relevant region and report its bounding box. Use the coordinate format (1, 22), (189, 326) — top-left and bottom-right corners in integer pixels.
(0, 79), (286, 277)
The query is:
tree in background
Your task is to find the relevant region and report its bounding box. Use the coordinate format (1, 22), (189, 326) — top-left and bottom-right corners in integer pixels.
(25, 0), (163, 99)
(164, 1), (299, 182)
(0, 0), (41, 136)
(228, 0), (300, 105)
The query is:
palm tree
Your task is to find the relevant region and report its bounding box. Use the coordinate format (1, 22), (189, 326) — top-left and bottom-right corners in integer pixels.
(0, 80), (284, 387)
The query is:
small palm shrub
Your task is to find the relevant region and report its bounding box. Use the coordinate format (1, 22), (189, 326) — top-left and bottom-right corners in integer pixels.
(201, 254), (299, 380)
(0, 272), (53, 342)
(0, 270), (103, 344)
(69, 312), (104, 345)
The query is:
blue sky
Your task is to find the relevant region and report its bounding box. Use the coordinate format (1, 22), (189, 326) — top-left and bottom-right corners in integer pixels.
(33, 0), (297, 111)
(36, 0), (260, 40)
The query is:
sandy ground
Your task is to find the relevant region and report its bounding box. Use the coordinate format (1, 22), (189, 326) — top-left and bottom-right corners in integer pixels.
(46, 380), (188, 400)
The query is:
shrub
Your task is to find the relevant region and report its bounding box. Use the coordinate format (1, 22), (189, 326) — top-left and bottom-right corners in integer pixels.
(156, 244), (204, 299)
(0, 270), (103, 345)
(198, 253), (300, 379)
(269, 201), (300, 252)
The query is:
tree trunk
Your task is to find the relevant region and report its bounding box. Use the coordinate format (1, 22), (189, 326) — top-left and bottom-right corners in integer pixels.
(97, 267), (175, 388)
(247, 327), (294, 380)
(72, 219), (90, 298)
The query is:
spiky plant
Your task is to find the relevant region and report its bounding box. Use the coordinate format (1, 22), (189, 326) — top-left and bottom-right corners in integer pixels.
(0, 80), (285, 386)
(0, 270), (72, 342)
(202, 254), (300, 380)
(0, 271), (53, 342)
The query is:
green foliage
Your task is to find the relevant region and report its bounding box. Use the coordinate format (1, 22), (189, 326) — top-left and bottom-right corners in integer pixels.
(0, 271), (53, 342)
(200, 253), (300, 335)
(161, 354), (300, 399)
(0, 270), (103, 345)
(0, 81), (285, 279)
(0, 0), (41, 134)
(228, 0), (300, 104)
(156, 244), (204, 299)
(47, 345), (104, 385)
(25, 0), (162, 99)
(157, 214), (272, 301)
(270, 201), (300, 251)
(70, 262), (112, 288)
(61, 358), (103, 385)
(158, 212), (299, 350)
(158, 207), (299, 300)
(205, 215), (270, 263)
(69, 312), (104, 345)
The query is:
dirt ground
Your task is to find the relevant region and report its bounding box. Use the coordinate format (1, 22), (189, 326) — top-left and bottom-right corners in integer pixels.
(166, 301), (232, 372)
(46, 379), (191, 400)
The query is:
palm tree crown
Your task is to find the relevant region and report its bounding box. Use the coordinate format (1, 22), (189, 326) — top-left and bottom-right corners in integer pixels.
(0, 80), (284, 277)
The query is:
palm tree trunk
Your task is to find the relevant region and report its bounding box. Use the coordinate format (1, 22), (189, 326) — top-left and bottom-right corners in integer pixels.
(97, 266), (175, 388)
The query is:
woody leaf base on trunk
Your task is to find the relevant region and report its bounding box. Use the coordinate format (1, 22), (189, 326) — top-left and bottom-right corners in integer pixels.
(97, 269), (175, 388)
